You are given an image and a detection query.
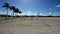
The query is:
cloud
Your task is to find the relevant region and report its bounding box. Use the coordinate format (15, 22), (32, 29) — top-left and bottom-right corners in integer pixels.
(40, 13), (43, 15)
(19, 10), (44, 16)
(0, 11), (1, 14)
(31, 12), (44, 16)
(0, 11), (6, 14)
(26, 10), (32, 15)
(48, 12), (58, 16)
(18, 10), (45, 16)
(0, 10), (12, 15)
(48, 12), (52, 15)
(52, 13), (58, 16)
(8, 12), (12, 15)
(18, 10), (33, 16)
(34, 12), (41, 15)
(56, 5), (60, 8)
(48, 8), (52, 10)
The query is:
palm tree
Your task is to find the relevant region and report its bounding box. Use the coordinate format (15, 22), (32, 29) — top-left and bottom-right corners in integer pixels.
(14, 8), (22, 16)
(2, 2), (10, 19)
(9, 6), (16, 18)
(10, 6), (22, 18)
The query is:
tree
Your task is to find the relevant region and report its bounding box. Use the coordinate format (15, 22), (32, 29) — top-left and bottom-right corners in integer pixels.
(2, 2), (10, 19)
(10, 6), (22, 18)
(10, 6), (16, 17)
(3, 2), (22, 19)
(14, 8), (22, 16)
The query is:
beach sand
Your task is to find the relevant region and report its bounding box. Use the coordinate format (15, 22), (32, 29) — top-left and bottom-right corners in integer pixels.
(0, 17), (60, 34)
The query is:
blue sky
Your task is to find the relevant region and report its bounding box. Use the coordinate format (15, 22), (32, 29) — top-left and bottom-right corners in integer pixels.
(0, 0), (60, 16)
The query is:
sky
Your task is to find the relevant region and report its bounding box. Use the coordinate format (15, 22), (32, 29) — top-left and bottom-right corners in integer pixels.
(0, 0), (60, 16)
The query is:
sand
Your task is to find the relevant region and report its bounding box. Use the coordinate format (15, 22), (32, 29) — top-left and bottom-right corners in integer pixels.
(0, 17), (60, 34)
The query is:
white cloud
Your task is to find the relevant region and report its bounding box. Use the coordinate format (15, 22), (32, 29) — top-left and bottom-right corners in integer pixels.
(56, 5), (60, 8)
(52, 13), (58, 16)
(19, 10), (44, 16)
(26, 10), (32, 15)
(48, 8), (52, 10)
(0, 11), (6, 14)
(53, 13), (57, 15)
(8, 12), (12, 15)
(34, 12), (40, 15)
(0, 11), (1, 14)
(40, 13), (43, 15)
(0, 10), (12, 15)
(18, 10), (33, 16)
(48, 12), (52, 15)
(18, 10), (45, 16)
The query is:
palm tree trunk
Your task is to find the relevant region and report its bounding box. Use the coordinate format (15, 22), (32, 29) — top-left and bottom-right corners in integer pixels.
(0, 14), (1, 22)
(6, 8), (8, 20)
(13, 11), (14, 19)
